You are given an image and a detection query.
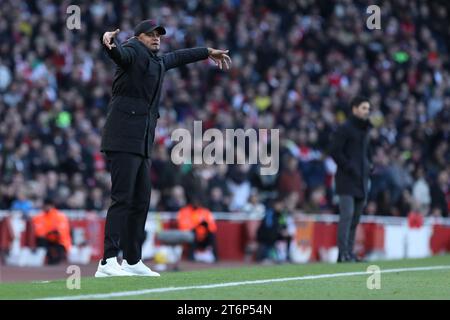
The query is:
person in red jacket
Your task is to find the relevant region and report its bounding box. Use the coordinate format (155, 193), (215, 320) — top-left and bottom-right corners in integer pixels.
(177, 196), (218, 262)
(32, 198), (72, 264)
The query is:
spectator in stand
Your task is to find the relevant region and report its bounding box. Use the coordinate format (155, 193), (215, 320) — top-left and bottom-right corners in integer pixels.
(430, 170), (449, 217)
(412, 166), (431, 215)
(165, 185), (187, 212)
(303, 186), (329, 214)
(208, 164), (231, 208)
(208, 186), (228, 212)
(242, 189), (266, 218)
(10, 187), (33, 215)
(277, 154), (305, 208)
(86, 187), (106, 211)
(227, 164), (252, 212)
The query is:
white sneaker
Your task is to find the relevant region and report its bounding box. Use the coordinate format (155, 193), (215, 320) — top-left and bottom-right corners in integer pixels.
(122, 260), (160, 277)
(94, 257), (134, 277)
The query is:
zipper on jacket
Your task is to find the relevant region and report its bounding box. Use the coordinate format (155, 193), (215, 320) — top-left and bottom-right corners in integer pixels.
(144, 61), (162, 155)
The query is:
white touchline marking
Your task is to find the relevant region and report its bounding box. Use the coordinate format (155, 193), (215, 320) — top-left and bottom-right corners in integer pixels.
(40, 265), (450, 300)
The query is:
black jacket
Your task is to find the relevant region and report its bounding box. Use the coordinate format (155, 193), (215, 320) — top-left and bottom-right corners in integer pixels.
(430, 182), (449, 217)
(329, 115), (372, 199)
(100, 36), (209, 158)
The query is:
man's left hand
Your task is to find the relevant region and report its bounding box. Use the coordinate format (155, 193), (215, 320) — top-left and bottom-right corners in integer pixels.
(208, 48), (232, 70)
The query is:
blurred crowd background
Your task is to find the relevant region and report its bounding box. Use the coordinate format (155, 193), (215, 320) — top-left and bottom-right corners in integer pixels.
(0, 0), (449, 217)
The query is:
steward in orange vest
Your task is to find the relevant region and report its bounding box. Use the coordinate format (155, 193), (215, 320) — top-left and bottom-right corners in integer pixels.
(176, 197), (218, 262)
(32, 198), (72, 264)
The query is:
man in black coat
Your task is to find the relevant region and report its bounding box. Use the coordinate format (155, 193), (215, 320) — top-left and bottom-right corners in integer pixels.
(95, 20), (231, 277)
(329, 97), (372, 263)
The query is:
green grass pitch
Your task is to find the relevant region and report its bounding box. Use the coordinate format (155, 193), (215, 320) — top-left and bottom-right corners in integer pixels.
(1, 255), (449, 300)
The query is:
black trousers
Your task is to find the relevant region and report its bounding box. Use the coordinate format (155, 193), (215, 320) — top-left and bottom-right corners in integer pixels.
(103, 151), (151, 265)
(337, 195), (366, 257)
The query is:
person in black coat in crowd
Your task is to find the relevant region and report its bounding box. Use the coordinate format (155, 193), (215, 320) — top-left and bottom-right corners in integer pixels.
(329, 96), (372, 263)
(430, 170), (449, 217)
(95, 19), (232, 277)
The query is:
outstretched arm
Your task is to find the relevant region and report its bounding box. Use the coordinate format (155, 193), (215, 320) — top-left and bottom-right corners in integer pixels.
(163, 47), (232, 71)
(101, 29), (137, 67)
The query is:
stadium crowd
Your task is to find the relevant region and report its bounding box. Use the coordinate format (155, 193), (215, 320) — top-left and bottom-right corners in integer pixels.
(0, 0), (449, 217)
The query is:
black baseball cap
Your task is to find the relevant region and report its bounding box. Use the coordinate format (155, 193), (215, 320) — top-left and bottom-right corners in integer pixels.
(134, 19), (166, 36)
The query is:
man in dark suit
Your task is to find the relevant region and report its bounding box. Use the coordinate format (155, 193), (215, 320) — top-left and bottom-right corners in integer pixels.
(329, 97), (372, 263)
(95, 20), (231, 277)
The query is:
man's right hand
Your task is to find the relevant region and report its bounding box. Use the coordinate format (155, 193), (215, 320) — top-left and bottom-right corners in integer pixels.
(102, 29), (120, 50)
